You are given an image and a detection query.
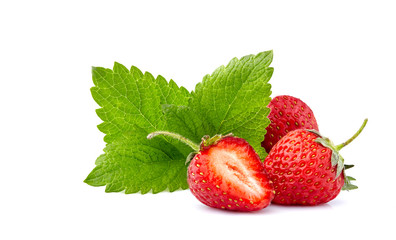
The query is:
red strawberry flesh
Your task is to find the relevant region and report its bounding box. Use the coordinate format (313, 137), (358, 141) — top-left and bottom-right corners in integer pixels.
(188, 137), (274, 211)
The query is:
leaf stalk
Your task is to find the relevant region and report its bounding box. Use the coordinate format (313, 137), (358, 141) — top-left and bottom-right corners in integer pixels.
(147, 131), (200, 152)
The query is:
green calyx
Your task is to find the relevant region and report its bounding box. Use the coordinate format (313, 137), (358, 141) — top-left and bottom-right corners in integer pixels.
(201, 133), (233, 148)
(307, 118), (368, 191)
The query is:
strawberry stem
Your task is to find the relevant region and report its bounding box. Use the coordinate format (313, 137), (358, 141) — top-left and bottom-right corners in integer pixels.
(335, 118), (368, 151)
(147, 131), (200, 152)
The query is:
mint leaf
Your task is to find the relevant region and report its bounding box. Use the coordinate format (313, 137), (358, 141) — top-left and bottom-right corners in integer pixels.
(165, 51), (274, 159)
(91, 63), (190, 143)
(86, 63), (191, 193)
(85, 126), (189, 193)
(162, 105), (215, 144)
(86, 51), (274, 194)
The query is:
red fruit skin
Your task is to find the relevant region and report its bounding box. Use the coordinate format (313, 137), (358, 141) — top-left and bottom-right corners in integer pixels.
(188, 136), (274, 211)
(264, 129), (344, 205)
(262, 95), (319, 153)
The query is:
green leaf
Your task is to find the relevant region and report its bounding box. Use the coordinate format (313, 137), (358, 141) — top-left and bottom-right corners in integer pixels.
(162, 104), (215, 144)
(154, 76), (191, 106)
(86, 51), (275, 194)
(86, 63), (191, 193)
(85, 126), (189, 193)
(165, 51), (274, 159)
(91, 63), (190, 143)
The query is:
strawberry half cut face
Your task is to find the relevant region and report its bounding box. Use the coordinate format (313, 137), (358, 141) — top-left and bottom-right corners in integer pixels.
(188, 136), (274, 211)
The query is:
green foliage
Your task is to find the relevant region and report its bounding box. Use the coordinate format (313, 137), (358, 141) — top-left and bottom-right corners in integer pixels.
(85, 51), (274, 194)
(85, 63), (191, 193)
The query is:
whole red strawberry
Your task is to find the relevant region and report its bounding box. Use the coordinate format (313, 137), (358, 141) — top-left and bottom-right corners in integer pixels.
(264, 119), (367, 205)
(262, 95), (319, 153)
(148, 132), (274, 211)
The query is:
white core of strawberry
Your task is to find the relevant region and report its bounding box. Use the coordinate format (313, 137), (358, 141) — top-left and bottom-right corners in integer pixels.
(208, 148), (264, 199)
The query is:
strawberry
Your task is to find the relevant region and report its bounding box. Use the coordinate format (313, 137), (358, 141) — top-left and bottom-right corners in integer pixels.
(264, 119), (367, 205)
(147, 132), (274, 211)
(262, 95), (319, 153)
(187, 135), (274, 211)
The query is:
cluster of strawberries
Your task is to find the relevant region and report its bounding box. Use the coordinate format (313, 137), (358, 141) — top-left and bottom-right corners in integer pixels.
(149, 95), (367, 211)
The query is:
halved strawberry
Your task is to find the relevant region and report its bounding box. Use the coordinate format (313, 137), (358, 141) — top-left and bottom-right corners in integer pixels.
(148, 132), (274, 211)
(188, 136), (274, 211)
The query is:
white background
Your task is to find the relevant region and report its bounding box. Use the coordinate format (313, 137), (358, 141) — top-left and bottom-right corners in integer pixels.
(1, 0), (395, 239)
